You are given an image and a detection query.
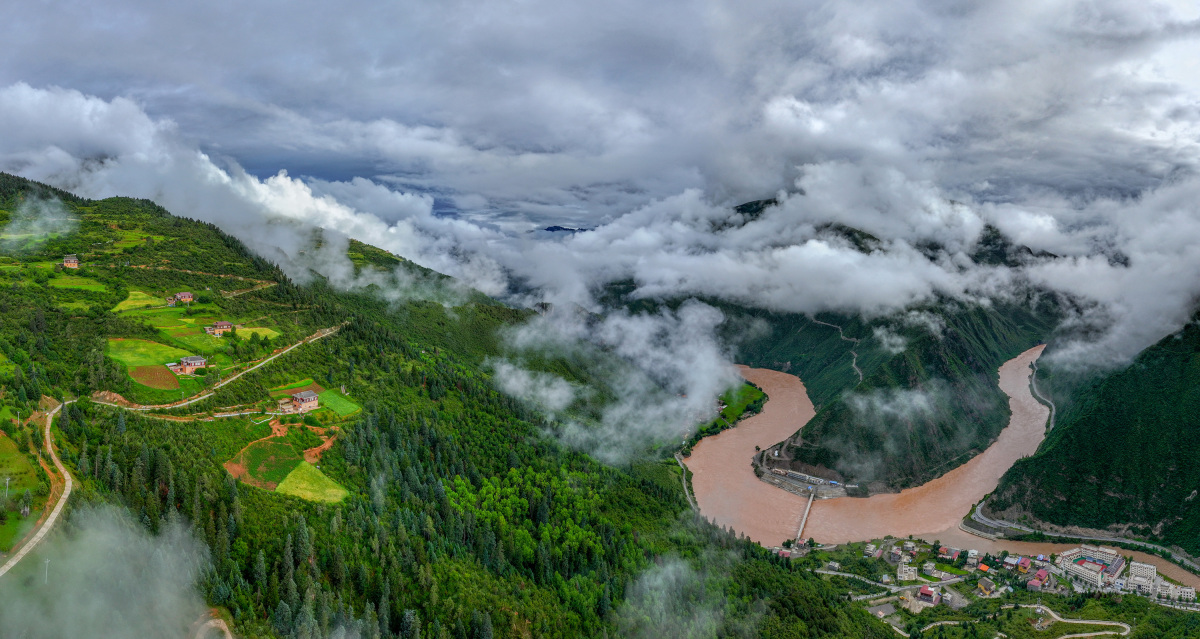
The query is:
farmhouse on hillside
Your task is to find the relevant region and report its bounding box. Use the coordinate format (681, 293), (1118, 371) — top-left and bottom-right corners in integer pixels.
(167, 355), (207, 375)
(63, 254), (79, 268)
(292, 390), (319, 413)
(205, 321), (234, 336)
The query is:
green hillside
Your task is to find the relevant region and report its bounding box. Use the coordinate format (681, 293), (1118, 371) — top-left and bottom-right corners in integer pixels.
(0, 173), (893, 638)
(989, 316), (1200, 555)
(606, 213), (1061, 492)
(782, 298), (1058, 490)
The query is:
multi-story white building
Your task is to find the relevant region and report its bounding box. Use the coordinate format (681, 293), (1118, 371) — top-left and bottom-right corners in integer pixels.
(1179, 586), (1196, 602)
(1056, 545), (1126, 588)
(897, 564), (918, 581)
(1128, 561), (1157, 581)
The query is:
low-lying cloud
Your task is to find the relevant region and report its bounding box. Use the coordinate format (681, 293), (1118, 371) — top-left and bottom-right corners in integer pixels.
(1, 0), (1199, 457)
(616, 555), (757, 639)
(0, 197), (77, 253)
(0, 506), (209, 639)
(497, 301), (743, 462)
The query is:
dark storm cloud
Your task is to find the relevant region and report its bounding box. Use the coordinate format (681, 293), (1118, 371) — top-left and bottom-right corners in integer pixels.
(1, 0), (1200, 378)
(1, 0), (1192, 227)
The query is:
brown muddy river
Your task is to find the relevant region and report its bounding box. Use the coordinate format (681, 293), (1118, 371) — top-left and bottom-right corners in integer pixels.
(683, 346), (1200, 589)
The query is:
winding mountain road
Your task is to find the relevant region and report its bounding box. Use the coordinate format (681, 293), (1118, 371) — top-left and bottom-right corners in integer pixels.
(94, 324), (343, 412)
(0, 400), (73, 579)
(1028, 358), (1056, 431)
(887, 603), (1130, 638)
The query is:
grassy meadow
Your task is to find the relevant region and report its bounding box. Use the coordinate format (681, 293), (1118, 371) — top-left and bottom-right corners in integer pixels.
(276, 461), (348, 503)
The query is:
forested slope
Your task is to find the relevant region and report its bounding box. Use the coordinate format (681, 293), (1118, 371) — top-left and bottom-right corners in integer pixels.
(989, 316), (1200, 555)
(607, 206), (1061, 492)
(783, 298), (1057, 491)
(0, 173), (893, 638)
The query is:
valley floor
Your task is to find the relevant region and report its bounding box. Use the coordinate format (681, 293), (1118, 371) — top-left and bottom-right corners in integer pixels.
(684, 345), (1200, 591)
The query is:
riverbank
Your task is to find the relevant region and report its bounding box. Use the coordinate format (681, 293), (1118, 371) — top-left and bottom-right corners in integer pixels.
(683, 345), (1200, 590)
(682, 366), (814, 544)
(802, 346), (1047, 542)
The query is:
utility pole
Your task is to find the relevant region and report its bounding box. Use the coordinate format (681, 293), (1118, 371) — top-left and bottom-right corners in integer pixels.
(3, 477), (9, 501)
(43, 559), (49, 585)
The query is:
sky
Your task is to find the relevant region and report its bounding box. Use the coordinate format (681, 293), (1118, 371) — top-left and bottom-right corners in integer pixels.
(3, 0), (1200, 374)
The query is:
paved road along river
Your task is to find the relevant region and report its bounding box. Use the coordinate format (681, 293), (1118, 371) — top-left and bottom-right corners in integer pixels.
(684, 345), (1200, 589)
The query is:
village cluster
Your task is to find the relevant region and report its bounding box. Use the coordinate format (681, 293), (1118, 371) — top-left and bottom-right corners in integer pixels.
(778, 536), (1197, 622)
(154, 290), (320, 414)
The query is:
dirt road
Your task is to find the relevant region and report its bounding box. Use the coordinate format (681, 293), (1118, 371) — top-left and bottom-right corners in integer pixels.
(0, 400), (72, 579)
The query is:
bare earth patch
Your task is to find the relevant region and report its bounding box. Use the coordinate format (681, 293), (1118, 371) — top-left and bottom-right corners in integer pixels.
(303, 427), (339, 464)
(269, 381), (325, 398)
(131, 365), (180, 389)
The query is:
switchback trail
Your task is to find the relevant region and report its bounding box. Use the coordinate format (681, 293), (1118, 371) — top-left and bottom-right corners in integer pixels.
(0, 400), (73, 579)
(811, 318), (863, 382)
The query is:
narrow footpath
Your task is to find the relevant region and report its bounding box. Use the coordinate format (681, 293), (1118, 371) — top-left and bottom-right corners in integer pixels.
(811, 318), (863, 382)
(0, 400), (73, 579)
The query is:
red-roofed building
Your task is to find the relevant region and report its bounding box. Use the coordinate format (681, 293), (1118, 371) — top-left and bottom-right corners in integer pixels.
(918, 585), (941, 604)
(205, 320), (234, 336)
(1027, 579), (1043, 591)
(292, 390), (319, 412)
(1034, 568), (1049, 582)
(1018, 557), (1032, 573)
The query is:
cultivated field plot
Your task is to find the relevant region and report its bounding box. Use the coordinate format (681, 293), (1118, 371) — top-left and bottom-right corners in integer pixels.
(119, 306), (223, 329)
(120, 307), (189, 328)
(276, 461), (348, 503)
(48, 275), (106, 292)
(238, 326), (280, 340)
(106, 338), (190, 368)
(112, 228), (165, 248)
(0, 233), (65, 251)
(113, 290), (161, 311)
(225, 440), (302, 490)
(206, 417), (274, 461)
(268, 379), (325, 398)
(166, 327), (224, 352)
(318, 389), (360, 417)
(130, 365), (180, 390)
(56, 300), (90, 312)
(0, 435), (48, 551)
